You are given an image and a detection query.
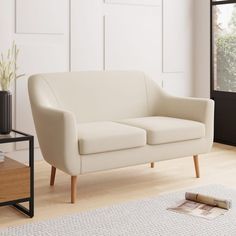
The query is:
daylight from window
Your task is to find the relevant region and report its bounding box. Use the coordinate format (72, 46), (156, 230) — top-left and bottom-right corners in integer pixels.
(213, 3), (236, 92)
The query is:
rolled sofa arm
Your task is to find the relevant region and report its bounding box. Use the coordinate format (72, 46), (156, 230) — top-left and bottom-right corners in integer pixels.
(159, 93), (215, 143)
(33, 106), (81, 176)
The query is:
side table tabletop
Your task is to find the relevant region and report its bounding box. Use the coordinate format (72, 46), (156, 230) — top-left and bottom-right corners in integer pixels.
(0, 130), (34, 218)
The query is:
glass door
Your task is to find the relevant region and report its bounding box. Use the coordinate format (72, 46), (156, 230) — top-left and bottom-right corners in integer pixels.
(211, 0), (236, 145)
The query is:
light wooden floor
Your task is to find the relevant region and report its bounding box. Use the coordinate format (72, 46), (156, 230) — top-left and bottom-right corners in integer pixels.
(1, 143), (236, 228)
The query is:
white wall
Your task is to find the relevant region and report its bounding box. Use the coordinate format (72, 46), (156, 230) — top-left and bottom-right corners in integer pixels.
(0, 0), (195, 160)
(193, 0), (211, 98)
(71, 0), (194, 96)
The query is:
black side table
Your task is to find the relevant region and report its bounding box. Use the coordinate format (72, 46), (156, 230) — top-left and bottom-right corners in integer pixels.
(0, 130), (34, 218)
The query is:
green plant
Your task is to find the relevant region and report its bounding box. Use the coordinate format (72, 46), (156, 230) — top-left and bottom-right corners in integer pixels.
(0, 42), (24, 91)
(216, 35), (236, 92)
(214, 4), (236, 92)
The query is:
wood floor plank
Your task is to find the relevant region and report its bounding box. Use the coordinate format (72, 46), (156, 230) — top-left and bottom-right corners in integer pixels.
(0, 143), (236, 228)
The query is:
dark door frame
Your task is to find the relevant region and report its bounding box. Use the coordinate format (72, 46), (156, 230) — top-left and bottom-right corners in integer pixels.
(210, 0), (236, 98)
(210, 0), (236, 145)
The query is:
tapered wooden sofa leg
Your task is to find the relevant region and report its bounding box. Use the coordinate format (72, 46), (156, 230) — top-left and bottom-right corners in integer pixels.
(71, 176), (77, 204)
(50, 166), (56, 186)
(151, 162), (155, 168)
(193, 155), (200, 178)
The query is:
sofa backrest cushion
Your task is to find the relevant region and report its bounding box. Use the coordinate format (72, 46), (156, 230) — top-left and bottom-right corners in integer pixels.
(29, 71), (158, 123)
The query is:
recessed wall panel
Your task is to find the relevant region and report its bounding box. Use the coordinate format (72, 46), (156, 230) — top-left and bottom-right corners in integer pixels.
(104, 0), (161, 6)
(71, 0), (103, 71)
(105, 9), (162, 85)
(16, 0), (67, 34)
(163, 0), (192, 73)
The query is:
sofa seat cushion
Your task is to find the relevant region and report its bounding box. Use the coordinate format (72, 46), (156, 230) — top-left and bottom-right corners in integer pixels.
(77, 121), (146, 155)
(118, 117), (205, 145)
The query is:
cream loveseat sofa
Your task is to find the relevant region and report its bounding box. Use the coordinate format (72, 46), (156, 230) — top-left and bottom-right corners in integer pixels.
(28, 71), (214, 203)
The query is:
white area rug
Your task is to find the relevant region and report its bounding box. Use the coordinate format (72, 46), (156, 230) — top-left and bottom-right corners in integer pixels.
(1, 185), (236, 236)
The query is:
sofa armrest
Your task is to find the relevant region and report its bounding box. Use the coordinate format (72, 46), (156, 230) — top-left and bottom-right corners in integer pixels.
(34, 106), (81, 175)
(160, 93), (215, 141)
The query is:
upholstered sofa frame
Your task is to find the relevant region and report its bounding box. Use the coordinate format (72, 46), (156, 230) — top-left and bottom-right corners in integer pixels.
(28, 71), (214, 203)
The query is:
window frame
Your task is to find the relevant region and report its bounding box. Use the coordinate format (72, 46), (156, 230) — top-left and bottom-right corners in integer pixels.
(210, 0), (236, 97)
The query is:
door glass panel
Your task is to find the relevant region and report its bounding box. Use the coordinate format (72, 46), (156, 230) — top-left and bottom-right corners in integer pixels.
(213, 3), (236, 92)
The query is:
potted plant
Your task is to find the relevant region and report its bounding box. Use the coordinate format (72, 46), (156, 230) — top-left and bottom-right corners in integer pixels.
(0, 42), (24, 134)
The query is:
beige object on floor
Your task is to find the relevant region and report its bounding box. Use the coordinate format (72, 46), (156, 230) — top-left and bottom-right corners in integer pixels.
(28, 71), (214, 203)
(185, 192), (232, 210)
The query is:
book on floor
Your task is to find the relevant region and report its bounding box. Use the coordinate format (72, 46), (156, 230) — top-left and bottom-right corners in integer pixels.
(167, 192), (232, 220)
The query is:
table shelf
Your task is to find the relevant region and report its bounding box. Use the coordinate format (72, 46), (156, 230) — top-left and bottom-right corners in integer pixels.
(0, 157), (30, 203)
(0, 130), (34, 218)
